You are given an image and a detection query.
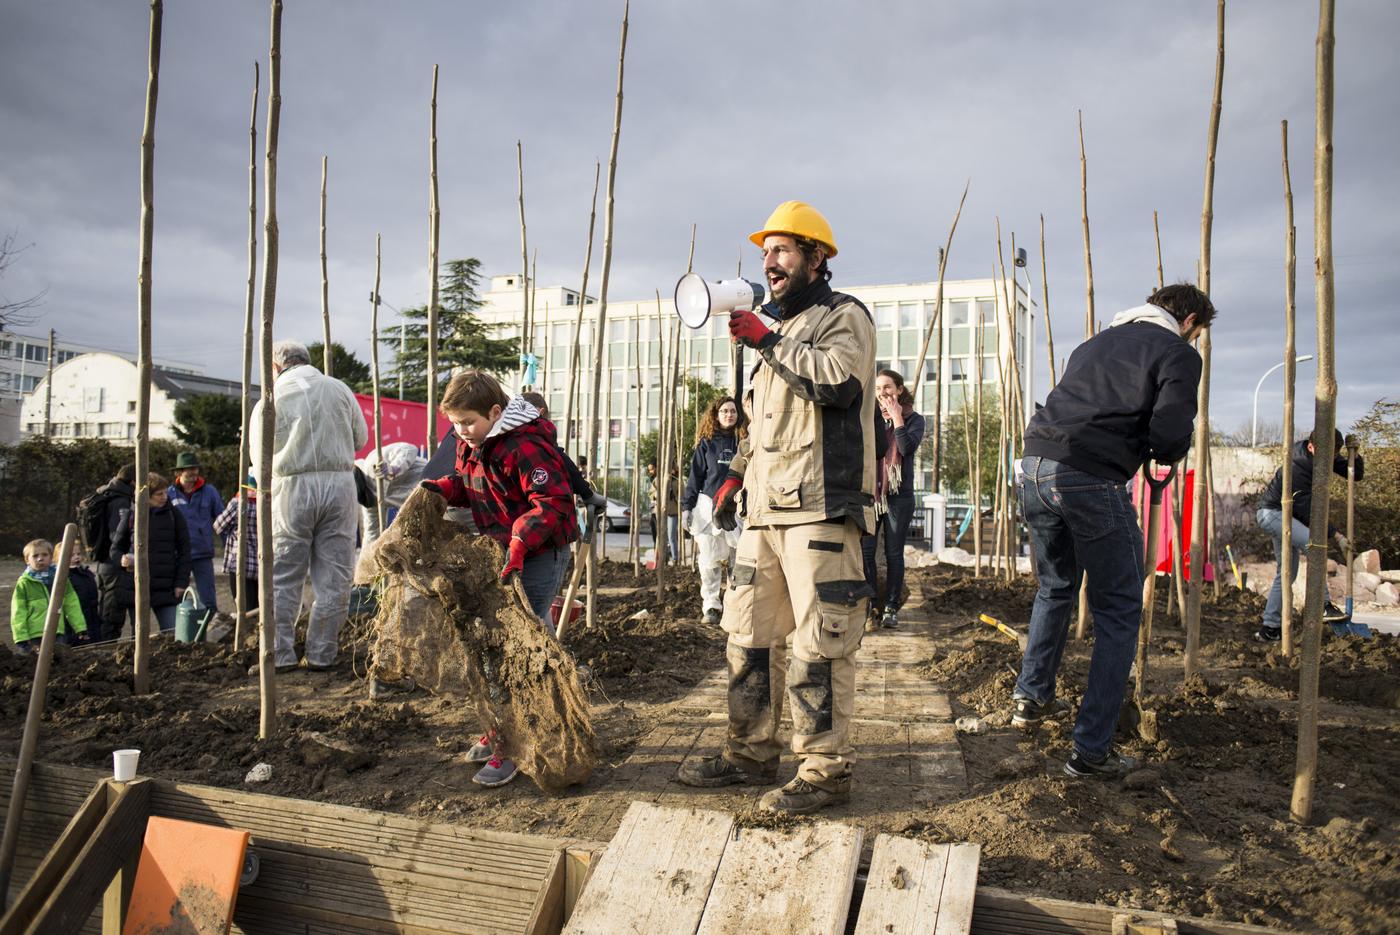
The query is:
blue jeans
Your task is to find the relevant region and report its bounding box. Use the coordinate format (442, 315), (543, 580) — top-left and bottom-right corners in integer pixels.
(189, 557), (218, 611)
(1015, 456), (1144, 761)
(521, 547), (569, 635)
(1257, 507), (1307, 630)
(862, 494), (916, 612)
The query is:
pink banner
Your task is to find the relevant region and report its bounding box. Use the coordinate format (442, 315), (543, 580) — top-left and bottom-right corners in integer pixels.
(353, 394), (429, 458)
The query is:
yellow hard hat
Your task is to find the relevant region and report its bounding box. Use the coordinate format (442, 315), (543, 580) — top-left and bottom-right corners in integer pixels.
(749, 200), (838, 258)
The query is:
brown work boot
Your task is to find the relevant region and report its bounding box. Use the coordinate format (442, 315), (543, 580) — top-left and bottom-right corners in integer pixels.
(759, 777), (851, 814)
(676, 753), (777, 788)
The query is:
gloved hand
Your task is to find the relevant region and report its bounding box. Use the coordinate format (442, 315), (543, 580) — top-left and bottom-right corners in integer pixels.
(501, 537), (528, 582)
(682, 509), (694, 532)
(713, 476), (743, 532)
(729, 309), (775, 349)
(420, 477), (451, 498)
(1333, 531), (1350, 552)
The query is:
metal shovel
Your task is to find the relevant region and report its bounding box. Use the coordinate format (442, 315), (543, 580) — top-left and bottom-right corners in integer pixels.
(1128, 463), (1176, 743)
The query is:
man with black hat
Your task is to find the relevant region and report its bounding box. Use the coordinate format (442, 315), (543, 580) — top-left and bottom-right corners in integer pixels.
(167, 451), (224, 612)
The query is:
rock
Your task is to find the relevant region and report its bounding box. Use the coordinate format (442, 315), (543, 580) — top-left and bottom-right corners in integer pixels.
(983, 708), (1012, 727)
(1373, 582), (1399, 607)
(1379, 569), (1400, 584)
(244, 762), (273, 783)
(1354, 549), (1381, 575)
(1122, 768), (1162, 790)
(937, 546), (974, 567)
(955, 716), (988, 735)
(299, 731), (374, 772)
(993, 752), (1041, 778)
(1354, 571), (1383, 592)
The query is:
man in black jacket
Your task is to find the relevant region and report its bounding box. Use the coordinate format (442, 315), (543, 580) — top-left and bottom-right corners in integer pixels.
(1013, 283), (1212, 780)
(92, 464), (136, 643)
(1254, 429), (1360, 641)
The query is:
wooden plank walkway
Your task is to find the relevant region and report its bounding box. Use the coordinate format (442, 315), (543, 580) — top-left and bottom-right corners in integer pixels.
(562, 593), (966, 842)
(854, 835), (980, 935)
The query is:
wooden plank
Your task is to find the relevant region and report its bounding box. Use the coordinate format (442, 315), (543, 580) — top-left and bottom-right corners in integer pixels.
(562, 845), (601, 924)
(970, 888), (1288, 935)
(0, 779), (105, 933)
(24, 779), (149, 935)
(933, 843), (980, 935)
(564, 802), (733, 935)
(853, 835), (951, 935)
(695, 821), (863, 935)
(525, 850), (567, 935)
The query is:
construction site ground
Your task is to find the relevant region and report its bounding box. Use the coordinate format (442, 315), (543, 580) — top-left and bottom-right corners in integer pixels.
(1, 557), (1397, 934)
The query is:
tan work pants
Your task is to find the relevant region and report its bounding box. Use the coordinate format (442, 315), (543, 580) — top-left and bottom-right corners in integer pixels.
(720, 519), (869, 789)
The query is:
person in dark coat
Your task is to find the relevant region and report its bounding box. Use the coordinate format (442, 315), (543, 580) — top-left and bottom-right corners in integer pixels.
(66, 544), (104, 638)
(92, 463), (137, 643)
(167, 452), (224, 611)
(1253, 428), (1362, 640)
(109, 472), (191, 634)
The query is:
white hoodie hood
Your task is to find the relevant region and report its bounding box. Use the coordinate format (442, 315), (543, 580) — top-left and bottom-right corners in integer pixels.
(1109, 303), (1181, 336)
(484, 396), (541, 441)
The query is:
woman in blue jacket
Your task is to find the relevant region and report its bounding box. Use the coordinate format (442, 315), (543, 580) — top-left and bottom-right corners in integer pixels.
(681, 398), (746, 624)
(864, 370), (925, 629)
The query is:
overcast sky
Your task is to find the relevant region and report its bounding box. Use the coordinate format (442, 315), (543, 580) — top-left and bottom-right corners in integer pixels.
(2, 1), (1396, 436)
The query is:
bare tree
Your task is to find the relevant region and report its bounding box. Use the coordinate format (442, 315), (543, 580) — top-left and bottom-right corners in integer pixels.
(0, 233), (46, 327)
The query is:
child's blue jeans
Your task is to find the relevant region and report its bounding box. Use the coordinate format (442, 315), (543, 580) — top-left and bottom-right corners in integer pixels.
(521, 547), (569, 635)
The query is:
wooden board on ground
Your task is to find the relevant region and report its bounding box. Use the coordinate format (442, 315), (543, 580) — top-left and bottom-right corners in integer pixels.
(854, 835), (980, 935)
(563, 802), (733, 935)
(695, 821), (862, 935)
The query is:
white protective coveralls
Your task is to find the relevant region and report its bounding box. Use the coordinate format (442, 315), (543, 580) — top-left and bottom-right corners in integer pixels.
(687, 493), (742, 613)
(358, 442), (428, 543)
(250, 363), (369, 667)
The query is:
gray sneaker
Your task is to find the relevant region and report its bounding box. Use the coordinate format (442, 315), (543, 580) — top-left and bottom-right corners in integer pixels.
(472, 755), (520, 787)
(1064, 748), (1140, 779)
(463, 733), (493, 764)
(759, 777), (851, 814)
(880, 610), (900, 629)
(676, 753), (777, 788)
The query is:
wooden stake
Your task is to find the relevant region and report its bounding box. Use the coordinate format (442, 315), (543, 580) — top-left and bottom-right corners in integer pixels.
(972, 294), (984, 577)
(426, 65), (440, 453)
(1185, 0), (1224, 682)
(235, 61), (259, 648)
(517, 140), (530, 389)
(132, 0), (162, 696)
(1075, 110), (1096, 640)
(630, 312), (642, 574)
(584, 0), (629, 631)
(654, 294), (673, 597)
(1153, 209), (1165, 291)
(1040, 213), (1055, 390)
(319, 155), (331, 376)
(1291, 0), (1336, 826)
(1280, 119), (1299, 657)
(371, 236), (386, 531)
(911, 180), (968, 396)
(42, 329), (54, 437)
(256, 0), (283, 738)
(562, 161), (601, 458)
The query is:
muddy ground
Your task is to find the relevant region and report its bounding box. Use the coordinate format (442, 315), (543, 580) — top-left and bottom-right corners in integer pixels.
(1, 556), (1397, 933)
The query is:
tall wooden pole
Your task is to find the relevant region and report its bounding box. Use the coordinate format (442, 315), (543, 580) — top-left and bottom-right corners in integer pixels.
(1075, 110), (1096, 639)
(1280, 120), (1299, 657)
(911, 181), (968, 396)
(516, 140), (530, 389)
(132, 0), (162, 696)
(1040, 214), (1055, 390)
(654, 294), (672, 597)
(256, 0), (282, 738)
(630, 313), (643, 574)
(584, 0), (629, 631)
(972, 295), (984, 577)
(1291, 0), (1336, 826)
(1153, 210), (1165, 291)
(319, 155), (331, 376)
(425, 65), (440, 453)
(563, 161), (601, 458)
(42, 329), (54, 437)
(1185, 0), (1225, 682)
(371, 236), (386, 531)
(235, 62), (259, 649)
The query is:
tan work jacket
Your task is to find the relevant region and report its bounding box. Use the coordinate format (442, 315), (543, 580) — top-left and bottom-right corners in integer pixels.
(730, 281), (877, 532)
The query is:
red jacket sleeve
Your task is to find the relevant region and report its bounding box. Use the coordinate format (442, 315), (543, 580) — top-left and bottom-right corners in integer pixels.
(423, 473), (471, 507)
(504, 438), (576, 554)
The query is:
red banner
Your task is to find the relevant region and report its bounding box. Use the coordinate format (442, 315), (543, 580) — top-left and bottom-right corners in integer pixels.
(353, 394), (430, 458)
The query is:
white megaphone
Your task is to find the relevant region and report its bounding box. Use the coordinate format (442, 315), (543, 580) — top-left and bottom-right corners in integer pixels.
(674, 273), (765, 330)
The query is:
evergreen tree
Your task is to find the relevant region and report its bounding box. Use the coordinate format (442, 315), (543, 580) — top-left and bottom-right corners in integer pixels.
(381, 258), (518, 402)
(171, 393), (243, 448)
(306, 341), (372, 392)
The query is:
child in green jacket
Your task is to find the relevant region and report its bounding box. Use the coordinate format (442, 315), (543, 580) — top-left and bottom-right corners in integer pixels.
(11, 538), (87, 655)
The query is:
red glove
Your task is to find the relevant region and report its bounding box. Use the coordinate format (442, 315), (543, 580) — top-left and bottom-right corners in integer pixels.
(729, 309), (775, 349)
(420, 476), (454, 499)
(501, 537), (528, 582)
(713, 475), (743, 531)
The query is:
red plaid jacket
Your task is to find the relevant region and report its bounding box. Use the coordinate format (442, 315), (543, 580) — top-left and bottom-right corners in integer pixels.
(424, 408), (578, 555)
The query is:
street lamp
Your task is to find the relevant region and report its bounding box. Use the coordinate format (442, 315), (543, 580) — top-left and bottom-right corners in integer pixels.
(1252, 355), (1314, 447)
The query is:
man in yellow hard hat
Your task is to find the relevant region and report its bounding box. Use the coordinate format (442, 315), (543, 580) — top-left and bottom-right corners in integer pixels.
(676, 201), (877, 814)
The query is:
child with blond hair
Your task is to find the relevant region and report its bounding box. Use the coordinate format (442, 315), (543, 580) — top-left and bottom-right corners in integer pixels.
(11, 538), (87, 654)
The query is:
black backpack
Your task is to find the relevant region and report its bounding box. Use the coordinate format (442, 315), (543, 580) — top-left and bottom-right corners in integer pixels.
(77, 486), (124, 563)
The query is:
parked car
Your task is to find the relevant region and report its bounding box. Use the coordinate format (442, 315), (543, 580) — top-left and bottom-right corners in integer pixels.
(603, 498), (631, 532)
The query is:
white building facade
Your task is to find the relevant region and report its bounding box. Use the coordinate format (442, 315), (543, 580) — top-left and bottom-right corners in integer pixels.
(477, 274), (1031, 494)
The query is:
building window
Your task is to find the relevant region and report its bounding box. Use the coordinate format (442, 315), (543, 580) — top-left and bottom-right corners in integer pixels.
(127, 401), (137, 413)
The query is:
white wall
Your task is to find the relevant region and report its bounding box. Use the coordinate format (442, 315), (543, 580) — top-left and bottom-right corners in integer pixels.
(19, 353), (179, 441)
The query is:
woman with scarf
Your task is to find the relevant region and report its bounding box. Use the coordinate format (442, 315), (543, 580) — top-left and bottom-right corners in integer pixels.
(681, 397), (746, 624)
(863, 369), (925, 629)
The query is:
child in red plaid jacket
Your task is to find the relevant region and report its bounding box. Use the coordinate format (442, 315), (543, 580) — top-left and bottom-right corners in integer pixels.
(420, 370), (579, 788)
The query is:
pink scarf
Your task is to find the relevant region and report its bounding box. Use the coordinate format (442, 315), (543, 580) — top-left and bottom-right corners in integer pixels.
(875, 402), (913, 516)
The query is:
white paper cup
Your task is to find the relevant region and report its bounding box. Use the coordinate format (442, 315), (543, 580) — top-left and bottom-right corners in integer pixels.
(113, 749), (141, 782)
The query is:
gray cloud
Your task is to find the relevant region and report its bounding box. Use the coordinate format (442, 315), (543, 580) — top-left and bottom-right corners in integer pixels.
(2, 0), (1396, 435)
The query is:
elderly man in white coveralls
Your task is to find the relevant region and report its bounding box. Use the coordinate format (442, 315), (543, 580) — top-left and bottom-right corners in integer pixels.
(251, 340), (368, 672)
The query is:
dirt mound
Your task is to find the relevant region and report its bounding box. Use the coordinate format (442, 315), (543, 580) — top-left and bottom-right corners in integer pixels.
(364, 488), (598, 792)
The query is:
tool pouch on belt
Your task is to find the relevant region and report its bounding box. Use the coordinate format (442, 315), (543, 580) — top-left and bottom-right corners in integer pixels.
(814, 578), (871, 658)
